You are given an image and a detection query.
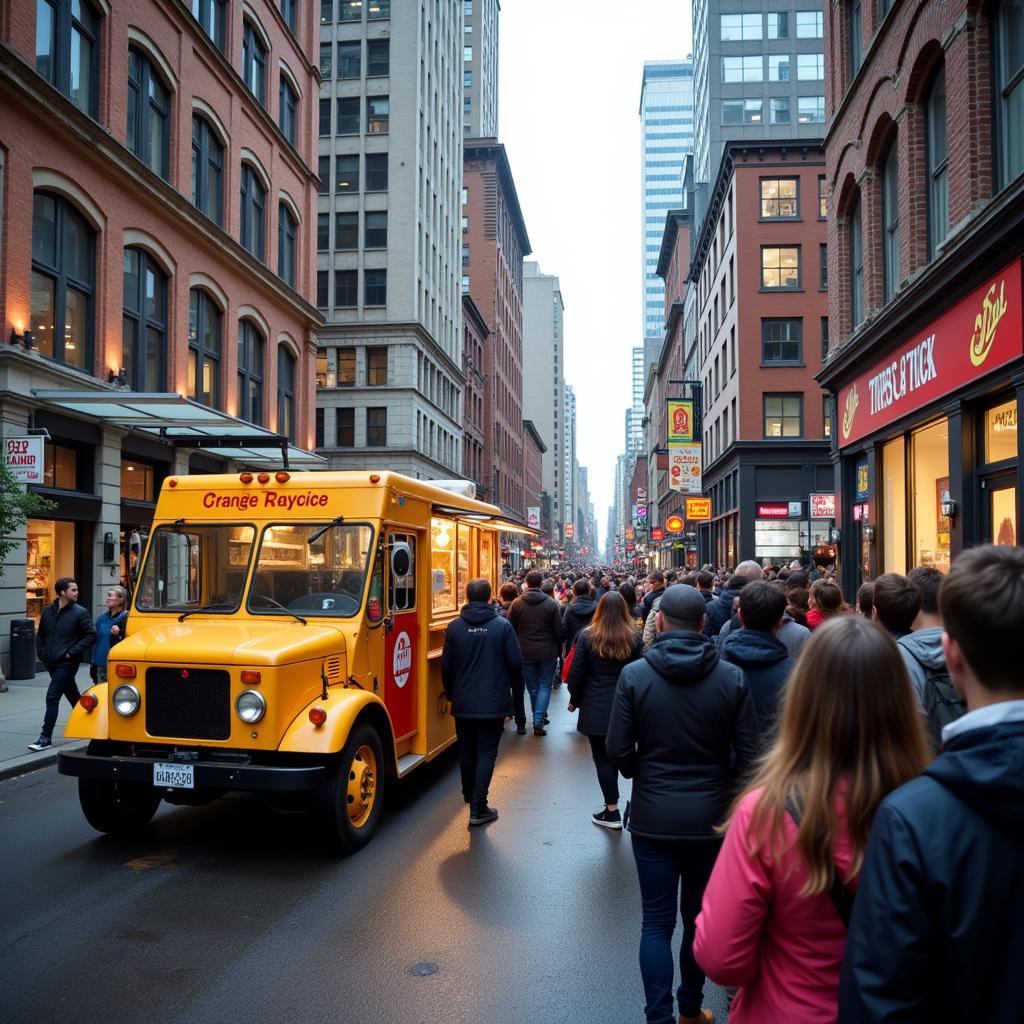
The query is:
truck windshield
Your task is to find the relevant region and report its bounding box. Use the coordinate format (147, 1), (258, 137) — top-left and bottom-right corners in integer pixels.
(136, 525), (255, 612)
(248, 523), (374, 618)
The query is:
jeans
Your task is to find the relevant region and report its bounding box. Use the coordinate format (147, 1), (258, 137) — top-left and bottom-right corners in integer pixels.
(587, 733), (619, 805)
(42, 660), (81, 740)
(631, 833), (723, 1023)
(510, 672), (527, 728)
(522, 659), (556, 726)
(454, 717), (504, 813)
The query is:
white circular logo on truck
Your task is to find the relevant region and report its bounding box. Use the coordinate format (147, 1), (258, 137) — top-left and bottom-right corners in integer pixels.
(393, 631), (412, 688)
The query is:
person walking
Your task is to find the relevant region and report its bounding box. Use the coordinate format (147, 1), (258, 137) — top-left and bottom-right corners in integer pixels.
(441, 578), (524, 827)
(507, 569), (564, 736)
(806, 580), (844, 630)
(29, 577), (97, 752)
(562, 578), (597, 654)
(695, 616), (929, 1023)
(640, 570), (666, 625)
(606, 585), (759, 1024)
(91, 585), (129, 684)
(566, 591), (642, 829)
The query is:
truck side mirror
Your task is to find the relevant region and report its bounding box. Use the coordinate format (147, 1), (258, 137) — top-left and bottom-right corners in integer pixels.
(390, 542), (412, 579)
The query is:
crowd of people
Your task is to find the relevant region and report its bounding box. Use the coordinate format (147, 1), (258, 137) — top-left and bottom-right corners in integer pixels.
(440, 546), (1024, 1023)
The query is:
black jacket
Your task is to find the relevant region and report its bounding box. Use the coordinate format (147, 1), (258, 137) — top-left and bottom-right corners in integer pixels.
(719, 628), (794, 741)
(703, 588), (741, 638)
(566, 626), (642, 736)
(441, 602), (523, 719)
(839, 718), (1024, 1023)
(507, 589), (565, 661)
(36, 600), (97, 667)
(640, 586), (664, 625)
(605, 629), (759, 840)
(562, 596), (597, 653)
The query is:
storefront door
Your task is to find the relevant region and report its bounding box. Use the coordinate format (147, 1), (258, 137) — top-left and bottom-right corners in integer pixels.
(982, 472), (1018, 547)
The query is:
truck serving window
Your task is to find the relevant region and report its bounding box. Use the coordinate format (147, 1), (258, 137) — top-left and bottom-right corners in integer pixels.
(248, 522), (373, 617)
(136, 524), (255, 612)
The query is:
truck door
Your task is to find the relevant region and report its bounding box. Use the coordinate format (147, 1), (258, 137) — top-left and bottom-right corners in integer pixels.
(384, 532), (419, 743)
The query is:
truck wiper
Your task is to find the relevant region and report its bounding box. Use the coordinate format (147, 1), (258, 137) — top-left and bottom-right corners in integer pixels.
(251, 595), (308, 625)
(177, 604), (233, 622)
(306, 515), (345, 547)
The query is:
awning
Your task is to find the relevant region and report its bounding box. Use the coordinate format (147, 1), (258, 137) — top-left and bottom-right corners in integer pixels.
(31, 391), (326, 469)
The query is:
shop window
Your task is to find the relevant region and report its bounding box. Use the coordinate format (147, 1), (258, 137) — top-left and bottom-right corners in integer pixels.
(26, 519), (77, 624)
(882, 436), (907, 574)
(121, 460), (155, 502)
(122, 247), (168, 392)
(43, 443), (78, 489)
(388, 533), (416, 610)
(911, 420), (951, 573)
(760, 178), (799, 219)
(36, 0), (101, 117)
(985, 398), (1018, 463)
(431, 517), (456, 615)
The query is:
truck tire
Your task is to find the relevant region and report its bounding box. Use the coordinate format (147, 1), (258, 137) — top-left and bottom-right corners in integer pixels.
(78, 741), (161, 836)
(321, 722), (384, 853)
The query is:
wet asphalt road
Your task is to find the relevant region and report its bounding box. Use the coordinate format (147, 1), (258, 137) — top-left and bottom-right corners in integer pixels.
(0, 697), (730, 1024)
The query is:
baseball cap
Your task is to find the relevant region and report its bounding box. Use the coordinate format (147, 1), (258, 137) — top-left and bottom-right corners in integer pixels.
(657, 584), (708, 625)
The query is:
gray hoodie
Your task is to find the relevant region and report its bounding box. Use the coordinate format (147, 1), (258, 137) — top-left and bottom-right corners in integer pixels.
(896, 626), (945, 708)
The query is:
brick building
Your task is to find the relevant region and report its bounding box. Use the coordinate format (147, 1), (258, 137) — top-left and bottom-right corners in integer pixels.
(691, 141), (832, 567)
(821, 0), (1024, 597)
(461, 294), (488, 498)
(0, 0), (321, 663)
(522, 418), (545, 539)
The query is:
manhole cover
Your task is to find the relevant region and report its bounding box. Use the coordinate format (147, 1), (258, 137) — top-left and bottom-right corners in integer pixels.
(409, 962), (439, 977)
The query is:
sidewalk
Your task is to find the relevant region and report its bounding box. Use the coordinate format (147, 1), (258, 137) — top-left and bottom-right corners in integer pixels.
(0, 667), (89, 781)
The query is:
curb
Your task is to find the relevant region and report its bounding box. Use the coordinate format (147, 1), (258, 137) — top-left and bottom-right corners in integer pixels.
(0, 740), (88, 783)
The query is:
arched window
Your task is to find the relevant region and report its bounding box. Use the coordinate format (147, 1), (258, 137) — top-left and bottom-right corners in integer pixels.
(242, 20), (268, 106)
(191, 115), (224, 225)
(240, 164), (266, 260)
(237, 320), (265, 425)
(995, 0), (1024, 188)
(278, 346), (297, 442)
(127, 48), (171, 179)
(31, 191), (94, 369)
(191, 0), (227, 51)
(278, 202), (297, 287)
(35, 0), (101, 117)
(123, 247), (167, 391)
(925, 64), (949, 259)
(188, 288), (222, 408)
(279, 75), (298, 146)
(881, 140), (900, 301)
(850, 193), (864, 329)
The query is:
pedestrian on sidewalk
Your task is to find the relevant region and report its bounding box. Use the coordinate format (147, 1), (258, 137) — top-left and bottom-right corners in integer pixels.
(29, 577), (97, 752)
(91, 585), (129, 684)
(441, 578), (524, 827)
(566, 590), (642, 830)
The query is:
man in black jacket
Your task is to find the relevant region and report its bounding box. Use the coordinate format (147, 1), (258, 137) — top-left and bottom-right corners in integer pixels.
(607, 584), (758, 1024)
(839, 544), (1024, 1023)
(29, 577), (97, 751)
(507, 570), (564, 736)
(441, 578), (524, 827)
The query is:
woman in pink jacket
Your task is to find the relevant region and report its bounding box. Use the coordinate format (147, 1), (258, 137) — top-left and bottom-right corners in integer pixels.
(694, 615), (930, 1023)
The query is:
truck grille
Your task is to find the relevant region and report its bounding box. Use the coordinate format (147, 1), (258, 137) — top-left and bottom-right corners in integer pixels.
(145, 668), (231, 740)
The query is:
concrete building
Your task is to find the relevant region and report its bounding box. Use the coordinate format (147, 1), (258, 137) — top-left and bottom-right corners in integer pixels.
(316, 0), (464, 477)
(461, 294), (488, 498)
(462, 0), (499, 138)
(626, 344), (646, 457)
(563, 383), (578, 552)
(0, 0), (322, 666)
(522, 418), (545, 537)
(522, 261), (564, 546)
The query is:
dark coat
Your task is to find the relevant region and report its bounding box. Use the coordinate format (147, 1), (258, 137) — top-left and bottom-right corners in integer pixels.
(507, 588), (565, 661)
(605, 629), (759, 840)
(704, 587), (742, 638)
(839, 718), (1024, 1023)
(566, 626), (642, 736)
(719, 628), (794, 740)
(441, 602), (523, 719)
(562, 596), (597, 653)
(640, 586), (664, 624)
(36, 600), (97, 668)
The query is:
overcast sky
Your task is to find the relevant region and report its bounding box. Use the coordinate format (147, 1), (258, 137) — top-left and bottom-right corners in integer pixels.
(498, 0), (695, 549)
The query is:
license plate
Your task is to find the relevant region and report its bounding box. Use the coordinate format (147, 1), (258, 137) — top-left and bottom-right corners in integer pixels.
(153, 762), (194, 789)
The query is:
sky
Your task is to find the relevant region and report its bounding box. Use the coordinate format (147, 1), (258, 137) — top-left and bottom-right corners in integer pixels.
(499, 1), (694, 549)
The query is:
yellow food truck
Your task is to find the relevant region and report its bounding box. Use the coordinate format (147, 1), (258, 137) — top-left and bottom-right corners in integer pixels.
(58, 470), (530, 851)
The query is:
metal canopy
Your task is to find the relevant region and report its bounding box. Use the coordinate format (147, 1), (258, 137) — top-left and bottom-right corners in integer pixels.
(31, 391), (326, 469)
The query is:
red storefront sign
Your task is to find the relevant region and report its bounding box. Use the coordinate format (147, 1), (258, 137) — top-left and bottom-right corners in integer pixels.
(756, 503), (792, 519)
(838, 259), (1023, 448)
(651, 527), (665, 541)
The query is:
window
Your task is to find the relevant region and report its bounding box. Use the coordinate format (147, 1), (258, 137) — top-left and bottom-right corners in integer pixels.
(764, 395), (802, 437)
(240, 164), (266, 260)
(769, 55), (791, 82)
(721, 56), (763, 82)
(850, 194), (864, 327)
(36, 0), (100, 116)
(796, 11), (823, 37)
(367, 39), (389, 77)
(367, 407), (387, 446)
(337, 154), (359, 192)
(722, 99), (763, 124)
(760, 178), (799, 218)
(318, 156), (330, 194)
(821, 316), (830, 360)
(279, 77), (298, 146)
(317, 212), (330, 250)
(365, 269), (387, 305)
(335, 269), (357, 307)
(464, 46), (473, 62)
(338, 408), (355, 446)
(797, 96), (825, 122)
(761, 246), (801, 289)
(192, 0), (227, 51)
(366, 346), (387, 385)
(995, 0), (1024, 187)
(797, 53), (824, 80)
(335, 211), (358, 249)
(241, 21), (267, 106)
(461, 274), (469, 294)
(321, 0), (334, 24)
(237, 319), (265, 425)
(280, 0), (297, 32)
(819, 243), (828, 289)
(365, 210), (387, 247)
(770, 97), (791, 124)
(127, 48), (170, 179)
(278, 347), (296, 442)
(367, 96), (389, 134)
(368, 0), (389, 18)
(461, 244), (469, 267)
(818, 175), (828, 218)
(364, 152), (387, 191)
(720, 14), (762, 40)
(319, 97), (331, 135)
(337, 97), (360, 134)
(31, 191), (93, 369)
(767, 13), (788, 38)
(340, 0), (361, 20)
(849, 1), (862, 74)
(320, 43), (332, 77)
(338, 40), (361, 79)
(823, 396), (832, 439)
(465, 0), (473, 14)
(316, 270), (329, 307)
(278, 203), (296, 287)
(464, 69), (472, 88)
(121, 460), (156, 502)
(882, 140), (899, 300)
(188, 289), (221, 408)
(762, 319), (803, 364)
(926, 65), (949, 258)
(338, 349), (355, 385)
(315, 407), (325, 448)
(191, 115), (224, 225)
(122, 247), (167, 391)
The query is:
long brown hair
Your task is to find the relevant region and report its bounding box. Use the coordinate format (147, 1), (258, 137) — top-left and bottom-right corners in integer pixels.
(585, 591), (639, 661)
(730, 615), (930, 895)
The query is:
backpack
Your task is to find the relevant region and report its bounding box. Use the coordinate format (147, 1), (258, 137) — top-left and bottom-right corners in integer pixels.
(920, 662), (967, 749)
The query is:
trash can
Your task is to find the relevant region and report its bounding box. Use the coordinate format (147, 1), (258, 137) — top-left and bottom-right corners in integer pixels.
(9, 618), (36, 680)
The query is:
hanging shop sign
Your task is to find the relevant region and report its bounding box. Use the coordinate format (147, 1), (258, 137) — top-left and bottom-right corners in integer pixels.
(526, 507), (540, 530)
(4, 435), (45, 483)
(838, 258), (1023, 447)
(664, 514), (684, 533)
(666, 400), (696, 444)
(564, 523), (574, 537)
(685, 498), (712, 521)
(669, 444), (702, 494)
(633, 503), (649, 525)
(809, 493), (836, 518)
(651, 527), (665, 541)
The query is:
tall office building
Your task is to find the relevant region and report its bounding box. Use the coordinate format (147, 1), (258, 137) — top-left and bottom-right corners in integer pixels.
(316, 0), (464, 477)
(563, 384), (578, 550)
(626, 344), (647, 456)
(693, 0), (826, 184)
(462, 0), (499, 137)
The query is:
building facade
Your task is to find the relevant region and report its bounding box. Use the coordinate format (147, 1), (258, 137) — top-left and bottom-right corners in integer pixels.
(821, 0), (1024, 598)
(462, 0), (498, 138)
(522, 417), (545, 536)
(461, 293), (488, 497)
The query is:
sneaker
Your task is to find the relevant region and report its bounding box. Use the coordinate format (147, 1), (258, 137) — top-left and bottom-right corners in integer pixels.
(592, 808), (622, 830)
(543, 716), (550, 725)
(516, 724), (528, 735)
(468, 805), (499, 827)
(533, 725), (547, 736)
(27, 736), (53, 752)
(678, 1011), (714, 1024)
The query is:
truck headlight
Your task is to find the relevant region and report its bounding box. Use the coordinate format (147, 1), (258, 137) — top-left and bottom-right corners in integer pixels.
(235, 689), (266, 724)
(112, 684), (140, 717)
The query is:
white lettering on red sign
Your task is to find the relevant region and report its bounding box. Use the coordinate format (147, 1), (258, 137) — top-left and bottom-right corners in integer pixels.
(868, 335), (937, 416)
(393, 631), (412, 688)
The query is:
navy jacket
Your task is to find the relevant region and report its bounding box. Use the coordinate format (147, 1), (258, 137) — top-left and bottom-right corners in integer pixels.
(565, 626), (642, 736)
(703, 588), (741, 638)
(839, 717), (1024, 1023)
(562, 596), (597, 653)
(441, 602), (523, 719)
(719, 627), (794, 742)
(36, 600), (97, 668)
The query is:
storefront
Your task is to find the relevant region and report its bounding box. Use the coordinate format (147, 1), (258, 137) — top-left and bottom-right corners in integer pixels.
(832, 258), (1024, 596)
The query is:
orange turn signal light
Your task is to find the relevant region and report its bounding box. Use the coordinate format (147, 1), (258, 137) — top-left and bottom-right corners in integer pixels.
(308, 707), (328, 727)
(369, 474), (380, 483)
(258, 472), (270, 484)
(275, 471), (290, 483)
(240, 670), (261, 685)
(79, 692), (99, 712)
(240, 472), (253, 483)
(168, 478), (177, 487)
(115, 664), (137, 679)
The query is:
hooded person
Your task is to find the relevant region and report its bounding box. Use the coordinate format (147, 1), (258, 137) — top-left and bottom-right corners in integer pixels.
(703, 573), (747, 639)
(562, 578), (598, 654)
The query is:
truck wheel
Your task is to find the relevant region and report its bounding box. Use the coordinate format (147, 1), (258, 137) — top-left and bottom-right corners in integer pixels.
(321, 722), (384, 853)
(78, 741), (161, 836)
